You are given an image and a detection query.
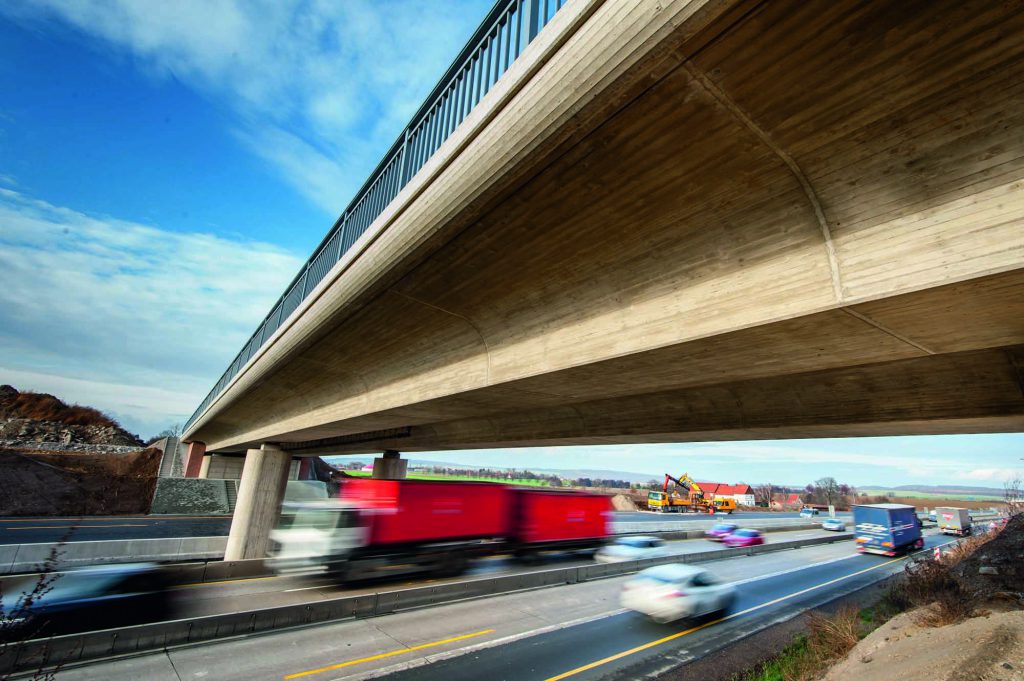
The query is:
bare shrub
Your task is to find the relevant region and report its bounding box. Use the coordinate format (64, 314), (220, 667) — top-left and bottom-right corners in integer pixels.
(902, 547), (984, 627)
(805, 607), (861, 660)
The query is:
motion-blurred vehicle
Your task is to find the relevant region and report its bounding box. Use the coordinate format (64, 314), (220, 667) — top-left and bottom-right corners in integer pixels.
(935, 507), (972, 536)
(721, 528), (764, 548)
(853, 503), (924, 556)
(620, 564), (735, 623)
(0, 563), (172, 641)
(821, 518), (846, 532)
(799, 507), (820, 518)
(928, 510), (937, 522)
(704, 522), (738, 541)
(594, 536), (670, 563)
(270, 478), (611, 579)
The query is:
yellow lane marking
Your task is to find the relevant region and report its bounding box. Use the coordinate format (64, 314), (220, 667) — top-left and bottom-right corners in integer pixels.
(7, 524), (148, 530)
(543, 544), (958, 681)
(284, 628), (496, 679)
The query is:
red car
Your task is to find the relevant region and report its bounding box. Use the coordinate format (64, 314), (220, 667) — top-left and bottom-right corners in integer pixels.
(722, 529), (765, 548)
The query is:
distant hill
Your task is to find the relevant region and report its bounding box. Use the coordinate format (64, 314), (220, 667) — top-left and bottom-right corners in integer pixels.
(0, 385), (143, 447)
(864, 484), (1005, 496)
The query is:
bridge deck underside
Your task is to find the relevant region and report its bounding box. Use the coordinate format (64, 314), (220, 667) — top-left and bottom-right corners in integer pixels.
(192, 0), (1024, 453)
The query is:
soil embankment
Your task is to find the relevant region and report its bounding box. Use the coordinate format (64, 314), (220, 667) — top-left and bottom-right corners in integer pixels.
(0, 447), (161, 516)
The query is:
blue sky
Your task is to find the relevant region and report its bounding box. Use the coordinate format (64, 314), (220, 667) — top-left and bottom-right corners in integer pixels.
(0, 1), (1020, 486)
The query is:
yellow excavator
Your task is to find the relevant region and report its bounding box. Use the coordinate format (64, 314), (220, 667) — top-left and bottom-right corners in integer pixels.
(647, 473), (736, 514)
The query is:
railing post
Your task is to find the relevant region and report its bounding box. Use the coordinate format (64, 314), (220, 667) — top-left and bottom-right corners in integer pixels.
(335, 212), (349, 262)
(299, 264), (312, 298)
(522, 0), (541, 44)
(397, 127), (412, 188)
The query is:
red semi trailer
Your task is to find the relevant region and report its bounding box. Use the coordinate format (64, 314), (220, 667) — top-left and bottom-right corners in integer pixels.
(269, 478), (611, 579)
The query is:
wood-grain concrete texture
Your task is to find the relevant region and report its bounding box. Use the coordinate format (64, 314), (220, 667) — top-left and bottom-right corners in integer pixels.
(186, 0), (1024, 453)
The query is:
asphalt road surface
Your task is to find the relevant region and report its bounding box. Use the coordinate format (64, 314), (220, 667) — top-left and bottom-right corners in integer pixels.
(56, 530), (956, 681)
(0, 515), (232, 544)
(0, 511), (844, 544)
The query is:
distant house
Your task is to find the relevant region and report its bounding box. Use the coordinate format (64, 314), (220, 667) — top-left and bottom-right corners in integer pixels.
(771, 493), (803, 510)
(695, 481), (756, 507)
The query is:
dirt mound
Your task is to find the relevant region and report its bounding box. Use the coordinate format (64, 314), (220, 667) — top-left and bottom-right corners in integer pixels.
(0, 448), (161, 516)
(823, 608), (1024, 681)
(0, 385), (143, 446)
(610, 493), (639, 511)
(953, 514), (1024, 599)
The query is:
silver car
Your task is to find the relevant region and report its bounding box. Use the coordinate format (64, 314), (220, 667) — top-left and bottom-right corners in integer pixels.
(620, 564), (735, 623)
(595, 536), (670, 563)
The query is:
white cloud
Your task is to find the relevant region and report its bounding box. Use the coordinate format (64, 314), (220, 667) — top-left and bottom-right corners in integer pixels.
(3, 0), (491, 215)
(963, 468), (1022, 482)
(0, 187), (302, 436)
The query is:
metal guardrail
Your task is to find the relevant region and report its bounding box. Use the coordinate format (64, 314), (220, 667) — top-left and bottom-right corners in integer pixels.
(3, 533), (853, 675)
(184, 0), (569, 432)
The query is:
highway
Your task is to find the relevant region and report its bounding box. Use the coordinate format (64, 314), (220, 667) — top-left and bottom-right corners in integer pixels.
(167, 527), (839, 620)
(0, 511), (846, 544)
(55, 530), (954, 681)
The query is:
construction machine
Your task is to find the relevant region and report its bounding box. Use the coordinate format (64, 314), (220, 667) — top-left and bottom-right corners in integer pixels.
(647, 473), (736, 514)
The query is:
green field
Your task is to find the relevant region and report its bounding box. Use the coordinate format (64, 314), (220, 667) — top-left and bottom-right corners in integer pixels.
(859, 489), (1002, 501)
(344, 470), (553, 486)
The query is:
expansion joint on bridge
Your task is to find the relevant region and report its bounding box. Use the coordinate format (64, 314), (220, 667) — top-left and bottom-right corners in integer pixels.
(682, 62), (845, 304)
(842, 308), (936, 356)
(390, 290), (493, 382)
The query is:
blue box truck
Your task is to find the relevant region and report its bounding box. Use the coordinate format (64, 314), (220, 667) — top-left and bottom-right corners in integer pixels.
(853, 504), (923, 556)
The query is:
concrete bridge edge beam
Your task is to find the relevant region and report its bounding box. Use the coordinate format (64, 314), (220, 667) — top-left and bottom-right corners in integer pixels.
(223, 443), (291, 561)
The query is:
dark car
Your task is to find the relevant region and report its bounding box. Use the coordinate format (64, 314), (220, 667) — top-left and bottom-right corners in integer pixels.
(0, 563), (173, 641)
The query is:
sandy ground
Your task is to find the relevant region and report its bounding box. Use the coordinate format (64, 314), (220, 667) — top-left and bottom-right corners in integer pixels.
(824, 608), (1024, 681)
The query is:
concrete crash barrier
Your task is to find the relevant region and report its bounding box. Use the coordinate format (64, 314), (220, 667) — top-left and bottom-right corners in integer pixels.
(0, 536), (228, 575)
(0, 517), (814, 576)
(1, 532), (856, 675)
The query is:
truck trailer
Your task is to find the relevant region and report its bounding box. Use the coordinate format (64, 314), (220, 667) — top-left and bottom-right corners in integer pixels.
(853, 503), (924, 556)
(269, 478), (611, 579)
(935, 507), (972, 536)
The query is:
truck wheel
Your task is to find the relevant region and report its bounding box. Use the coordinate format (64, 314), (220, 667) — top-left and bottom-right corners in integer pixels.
(914, 538), (924, 549)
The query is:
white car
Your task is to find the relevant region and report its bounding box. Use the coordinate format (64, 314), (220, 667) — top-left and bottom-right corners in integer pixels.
(620, 564), (735, 623)
(595, 536), (671, 563)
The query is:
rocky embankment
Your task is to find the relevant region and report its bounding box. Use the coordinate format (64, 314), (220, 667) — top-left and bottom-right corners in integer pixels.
(0, 384), (143, 448)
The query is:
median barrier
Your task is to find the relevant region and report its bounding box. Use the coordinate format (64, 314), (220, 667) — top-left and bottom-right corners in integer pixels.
(0, 536), (228, 575)
(0, 530), (857, 676)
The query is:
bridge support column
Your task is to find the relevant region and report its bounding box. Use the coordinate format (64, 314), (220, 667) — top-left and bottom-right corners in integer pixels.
(372, 450), (407, 479)
(183, 441), (206, 478)
(297, 457), (313, 480)
(198, 454), (212, 478)
(224, 443), (291, 561)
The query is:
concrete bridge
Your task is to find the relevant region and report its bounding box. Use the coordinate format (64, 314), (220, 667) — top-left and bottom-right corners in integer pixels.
(181, 0), (1024, 558)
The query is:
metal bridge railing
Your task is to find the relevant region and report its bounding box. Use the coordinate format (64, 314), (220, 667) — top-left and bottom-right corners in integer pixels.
(185, 0), (568, 431)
